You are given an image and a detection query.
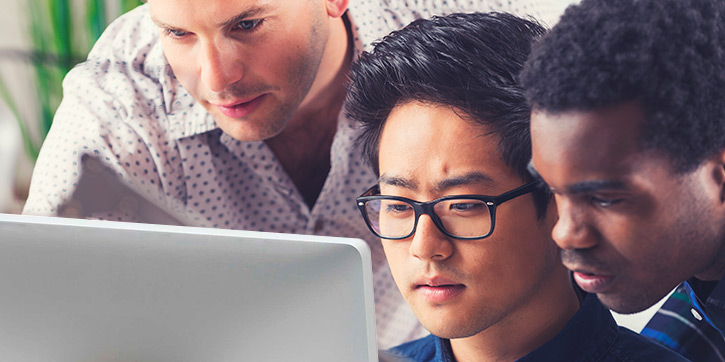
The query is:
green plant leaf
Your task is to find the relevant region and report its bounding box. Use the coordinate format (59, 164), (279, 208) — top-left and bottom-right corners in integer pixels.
(86, 0), (107, 49)
(11, 0), (145, 161)
(50, 0), (72, 58)
(0, 73), (39, 160)
(121, 0), (144, 14)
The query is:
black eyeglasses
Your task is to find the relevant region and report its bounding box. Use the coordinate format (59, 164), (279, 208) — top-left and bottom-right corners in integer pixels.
(356, 182), (539, 240)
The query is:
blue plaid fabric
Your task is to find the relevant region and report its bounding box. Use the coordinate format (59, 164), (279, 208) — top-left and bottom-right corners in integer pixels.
(642, 283), (725, 362)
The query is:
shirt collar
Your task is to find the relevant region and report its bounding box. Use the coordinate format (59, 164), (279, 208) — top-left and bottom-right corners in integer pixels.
(686, 277), (725, 336)
(433, 337), (455, 362)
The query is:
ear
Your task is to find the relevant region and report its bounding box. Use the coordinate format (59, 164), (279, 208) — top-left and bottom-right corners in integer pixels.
(711, 148), (725, 203)
(325, 0), (349, 18)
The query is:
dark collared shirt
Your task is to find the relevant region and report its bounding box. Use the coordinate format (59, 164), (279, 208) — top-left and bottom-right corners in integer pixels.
(686, 278), (725, 337)
(388, 293), (689, 362)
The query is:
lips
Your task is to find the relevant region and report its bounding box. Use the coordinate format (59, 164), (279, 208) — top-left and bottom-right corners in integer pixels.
(414, 276), (465, 304)
(213, 94), (265, 118)
(572, 270), (615, 294)
(561, 251), (617, 294)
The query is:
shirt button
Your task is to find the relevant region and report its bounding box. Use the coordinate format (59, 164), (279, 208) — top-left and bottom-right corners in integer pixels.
(314, 220), (323, 233)
(691, 308), (703, 321)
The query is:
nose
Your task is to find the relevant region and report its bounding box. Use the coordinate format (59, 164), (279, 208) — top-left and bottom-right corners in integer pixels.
(551, 197), (599, 250)
(199, 39), (244, 93)
(410, 215), (453, 261)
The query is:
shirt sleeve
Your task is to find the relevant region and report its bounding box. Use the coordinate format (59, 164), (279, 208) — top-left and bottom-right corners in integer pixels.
(22, 59), (166, 222)
(22, 5), (191, 222)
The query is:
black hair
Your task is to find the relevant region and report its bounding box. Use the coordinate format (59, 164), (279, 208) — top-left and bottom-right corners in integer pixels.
(520, 0), (725, 173)
(346, 12), (550, 217)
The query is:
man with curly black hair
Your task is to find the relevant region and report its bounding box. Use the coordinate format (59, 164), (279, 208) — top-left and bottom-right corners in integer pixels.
(347, 11), (687, 362)
(522, 0), (725, 359)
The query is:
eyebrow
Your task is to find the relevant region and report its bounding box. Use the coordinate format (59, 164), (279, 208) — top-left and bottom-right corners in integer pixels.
(378, 172), (494, 192)
(434, 172), (494, 192)
(566, 180), (628, 194)
(150, 5), (271, 30)
(526, 160), (626, 194)
(150, 16), (173, 30)
(217, 6), (271, 28)
(378, 175), (417, 190)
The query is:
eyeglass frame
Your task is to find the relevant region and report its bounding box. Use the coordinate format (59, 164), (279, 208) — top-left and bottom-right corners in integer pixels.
(356, 181), (540, 240)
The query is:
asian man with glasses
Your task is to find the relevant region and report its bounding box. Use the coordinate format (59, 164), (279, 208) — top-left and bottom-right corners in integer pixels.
(345, 12), (688, 362)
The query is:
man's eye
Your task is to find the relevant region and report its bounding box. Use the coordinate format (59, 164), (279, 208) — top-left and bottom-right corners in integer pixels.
(234, 19), (263, 31)
(449, 202), (485, 212)
(385, 203), (412, 214)
(164, 29), (189, 38)
(590, 196), (622, 208)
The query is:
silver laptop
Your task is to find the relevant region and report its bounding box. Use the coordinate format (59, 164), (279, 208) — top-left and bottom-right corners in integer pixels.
(0, 213), (379, 362)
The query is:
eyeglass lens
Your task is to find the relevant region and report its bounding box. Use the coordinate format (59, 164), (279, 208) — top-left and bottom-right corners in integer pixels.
(363, 198), (492, 238)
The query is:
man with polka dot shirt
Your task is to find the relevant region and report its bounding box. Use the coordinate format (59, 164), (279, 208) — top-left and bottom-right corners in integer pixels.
(23, 0), (558, 349)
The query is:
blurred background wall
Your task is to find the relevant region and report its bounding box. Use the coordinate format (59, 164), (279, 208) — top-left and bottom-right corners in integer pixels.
(0, 0), (144, 213)
(0, 0), (31, 214)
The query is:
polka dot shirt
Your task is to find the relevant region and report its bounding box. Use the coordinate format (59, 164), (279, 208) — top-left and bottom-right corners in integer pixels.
(23, 0), (559, 349)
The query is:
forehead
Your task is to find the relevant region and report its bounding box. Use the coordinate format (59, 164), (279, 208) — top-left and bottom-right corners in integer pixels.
(149, 0), (280, 25)
(380, 101), (494, 155)
(378, 101), (517, 186)
(383, 101), (481, 138)
(530, 102), (649, 186)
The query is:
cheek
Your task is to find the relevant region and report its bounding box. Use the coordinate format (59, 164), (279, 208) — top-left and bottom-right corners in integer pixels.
(593, 196), (665, 263)
(599, 220), (646, 257)
(284, 38), (323, 83)
(250, 21), (318, 74)
(618, 212), (703, 269)
(471, 219), (561, 285)
(492, 203), (559, 263)
(466, 239), (557, 284)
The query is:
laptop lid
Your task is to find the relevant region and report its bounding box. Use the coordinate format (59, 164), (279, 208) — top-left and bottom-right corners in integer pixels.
(0, 213), (378, 362)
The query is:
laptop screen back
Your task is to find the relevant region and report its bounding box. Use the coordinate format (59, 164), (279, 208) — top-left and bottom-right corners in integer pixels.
(0, 214), (378, 362)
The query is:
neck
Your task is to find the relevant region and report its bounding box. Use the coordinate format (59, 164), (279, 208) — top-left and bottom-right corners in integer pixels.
(693, 223), (725, 281)
(264, 13), (352, 208)
(696, 243), (725, 281)
(450, 267), (580, 362)
(283, 12), (352, 138)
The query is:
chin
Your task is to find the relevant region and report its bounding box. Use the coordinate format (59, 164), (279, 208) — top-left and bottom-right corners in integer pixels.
(210, 106), (290, 142)
(418, 314), (484, 340)
(597, 291), (663, 314)
(216, 118), (283, 142)
(426, 325), (481, 340)
(225, 128), (278, 142)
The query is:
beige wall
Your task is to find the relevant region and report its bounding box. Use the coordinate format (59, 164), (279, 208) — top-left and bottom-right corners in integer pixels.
(0, 0), (32, 212)
(1, 0), (35, 129)
(0, 0), (135, 209)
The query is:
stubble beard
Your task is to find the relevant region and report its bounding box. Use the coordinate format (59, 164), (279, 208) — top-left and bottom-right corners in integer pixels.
(210, 10), (328, 141)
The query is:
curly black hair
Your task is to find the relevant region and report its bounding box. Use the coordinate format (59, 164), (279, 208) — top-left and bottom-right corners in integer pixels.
(345, 12), (550, 216)
(520, 0), (725, 173)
